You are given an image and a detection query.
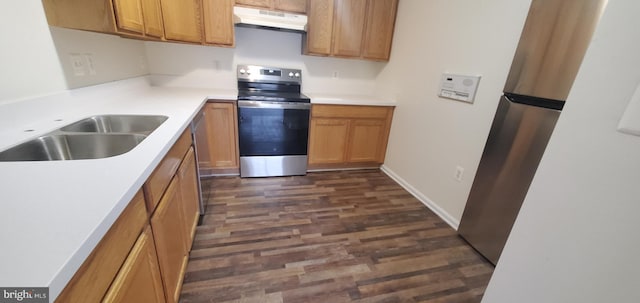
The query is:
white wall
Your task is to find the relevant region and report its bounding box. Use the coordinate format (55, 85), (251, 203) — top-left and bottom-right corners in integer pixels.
(0, 0), (66, 104)
(482, 1), (640, 302)
(376, 0), (532, 226)
(145, 27), (384, 95)
(0, 1), (150, 104)
(49, 27), (149, 89)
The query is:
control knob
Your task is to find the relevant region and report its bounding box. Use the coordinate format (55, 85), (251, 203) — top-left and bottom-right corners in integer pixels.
(294, 72), (300, 78)
(239, 68), (246, 74)
(288, 72), (294, 77)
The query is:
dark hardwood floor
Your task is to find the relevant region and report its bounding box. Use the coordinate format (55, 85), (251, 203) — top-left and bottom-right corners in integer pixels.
(181, 170), (493, 303)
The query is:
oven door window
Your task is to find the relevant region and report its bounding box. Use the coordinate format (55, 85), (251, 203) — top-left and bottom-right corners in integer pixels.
(238, 107), (310, 156)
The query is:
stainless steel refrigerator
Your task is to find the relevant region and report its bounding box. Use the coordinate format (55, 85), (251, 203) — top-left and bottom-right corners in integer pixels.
(458, 0), (607, 265)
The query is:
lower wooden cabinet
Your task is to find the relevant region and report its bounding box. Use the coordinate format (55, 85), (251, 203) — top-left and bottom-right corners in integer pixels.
(150, 177), (189, 303)
(197, 101), (239, 175)
(308, 104), (394, 170)
(309, 118), (349, 164)
(55, 191), (147, 303)
(348, 119), (389, 162)
(102, 226), (166, 303)
(144, 129), (193, 213)
(56, 127), (200, 303)
(178, 147), (200, 247)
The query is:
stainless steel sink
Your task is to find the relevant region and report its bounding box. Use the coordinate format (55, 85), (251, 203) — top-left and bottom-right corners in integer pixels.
(0, 134), (147, 161)
(0, 114), (168, 161)
(59, 115), (168, 135)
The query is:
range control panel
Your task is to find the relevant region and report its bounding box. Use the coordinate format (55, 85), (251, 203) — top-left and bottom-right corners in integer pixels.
(438, 73), (481, 103)
(237, 65), (301, 84)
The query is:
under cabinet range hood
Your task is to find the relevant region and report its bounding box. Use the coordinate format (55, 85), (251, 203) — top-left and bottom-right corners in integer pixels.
(233, 6), (307, 32)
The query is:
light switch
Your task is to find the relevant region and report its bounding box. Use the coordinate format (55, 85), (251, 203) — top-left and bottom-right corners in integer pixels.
(438, 73), (481, 103)
(617, 83), (640, 136)
(84, 53), (96, 75)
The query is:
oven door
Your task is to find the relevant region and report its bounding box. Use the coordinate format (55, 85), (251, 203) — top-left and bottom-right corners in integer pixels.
(237, 101), (311, 157)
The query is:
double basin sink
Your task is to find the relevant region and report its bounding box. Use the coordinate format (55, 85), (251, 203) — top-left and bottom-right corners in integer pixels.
(0, 115), (168, 161)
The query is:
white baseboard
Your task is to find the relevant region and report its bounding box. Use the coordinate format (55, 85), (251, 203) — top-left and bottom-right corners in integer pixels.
(380, 165), (460, 230)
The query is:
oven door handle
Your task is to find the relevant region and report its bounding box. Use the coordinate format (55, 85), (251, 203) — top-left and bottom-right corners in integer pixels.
(237, 100), (311, 110)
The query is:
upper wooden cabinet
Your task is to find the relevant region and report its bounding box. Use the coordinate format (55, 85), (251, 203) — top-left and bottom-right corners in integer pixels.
(42, 0), (118, 34)
(141, 0), (165, 38)
(332, 0), (367, 57)
(203, 0), (235, 46)
(362, 0), (398, 60)
(160, 0), (203, 43)
(43, 0), (227, 44)
(305, 0), (335, 54)
(308, 104), (394, 170)
(42, 0), (396, 58)
(274, 0), (307, 13)
(235, 0), (270, 9)
(112, 0), (165, 38)
(305, 0), (398, 61)
(112, 0), (145, 34)
(236, 0), (307, 13)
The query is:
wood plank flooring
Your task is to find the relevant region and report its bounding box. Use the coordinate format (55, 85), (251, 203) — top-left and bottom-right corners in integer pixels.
(181, 170), (493, 303)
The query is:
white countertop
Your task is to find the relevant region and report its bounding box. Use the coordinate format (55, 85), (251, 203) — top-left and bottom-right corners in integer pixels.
(306, 93), (396, 106)
(0, 77), (236, 301)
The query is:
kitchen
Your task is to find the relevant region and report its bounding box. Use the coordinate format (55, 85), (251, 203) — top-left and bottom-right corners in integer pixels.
(1, 0), (639, 303)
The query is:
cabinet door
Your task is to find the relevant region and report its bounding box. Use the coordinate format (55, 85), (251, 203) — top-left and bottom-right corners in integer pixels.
(150, 178), (188, 303)
(308, 118), (349, 164)
(362, 0), (398, 61)
(113, 0), (145, 34)
(203, 0), (235, 46)
(236, 0), (271, 9)
(346, 119), (387, 163)
(305, 0), (334, 55)
(42, 0), (118, 34)
(178, 147), (200, 248)
(160, 0), (202, 43)
(56, 191), (147, 303)
(102, 227), (165, 303)
(141, 0), (165, 38)
(274, 0), (307, 13)
(205, 102), (239, 169)
(332, 0), (367, 57)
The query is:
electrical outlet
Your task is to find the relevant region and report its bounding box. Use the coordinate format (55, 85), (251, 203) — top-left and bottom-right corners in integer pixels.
(454, 166), (464, 182)
(69, 53), (86, 77)
(139, 55), (146, 70)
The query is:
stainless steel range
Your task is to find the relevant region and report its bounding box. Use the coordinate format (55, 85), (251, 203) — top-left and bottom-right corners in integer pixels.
(236, 65), (311, 177)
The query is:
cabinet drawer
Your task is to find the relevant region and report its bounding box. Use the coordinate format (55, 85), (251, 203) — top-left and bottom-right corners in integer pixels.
(144, 128), (192, 213)
(56, 190), (147, 303)
(312, 104), (392, 119)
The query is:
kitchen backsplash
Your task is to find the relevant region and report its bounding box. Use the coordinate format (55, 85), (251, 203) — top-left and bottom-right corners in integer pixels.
(145, 27), (385, 95)
(49, 27), (149, 89)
